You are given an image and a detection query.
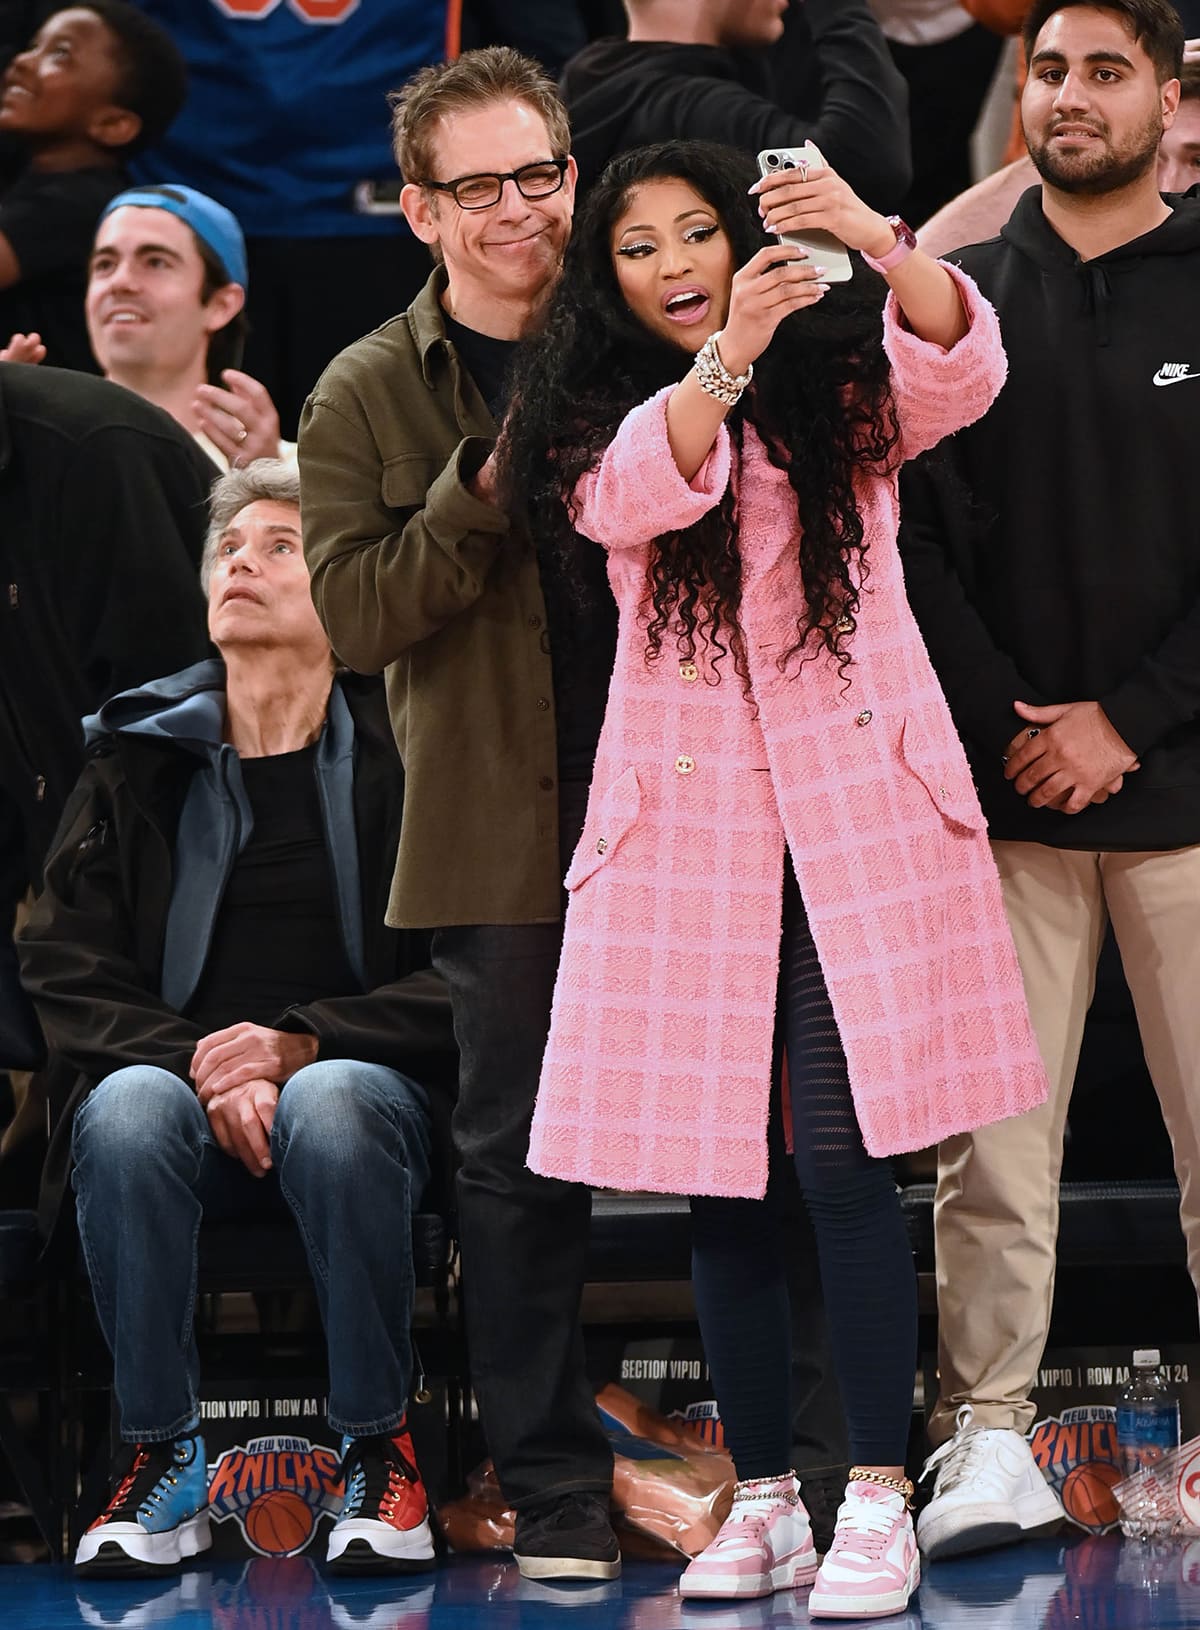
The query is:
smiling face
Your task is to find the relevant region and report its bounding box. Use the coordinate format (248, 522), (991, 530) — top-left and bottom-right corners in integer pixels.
(86, 206), (242, 386)
(401, 97), (576, 328)
(610, 176), (736, 355)
(1022, 6), (1179, 195)
(0, 7), (134, 149)
(206, 499), (331, 662)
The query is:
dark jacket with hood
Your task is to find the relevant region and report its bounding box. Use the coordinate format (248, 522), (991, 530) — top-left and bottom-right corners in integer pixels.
(560, 0), (911, 209)
(18, 660), (459, 1242)
(898, 186), (1200, 851)
(0, 364), (213, 916)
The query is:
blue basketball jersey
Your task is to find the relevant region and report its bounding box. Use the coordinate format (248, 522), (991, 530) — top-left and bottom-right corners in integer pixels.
(129, 1), (449, 238)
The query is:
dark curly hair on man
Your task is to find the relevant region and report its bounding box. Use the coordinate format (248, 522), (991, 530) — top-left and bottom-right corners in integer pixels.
(500, 140), (902, 689)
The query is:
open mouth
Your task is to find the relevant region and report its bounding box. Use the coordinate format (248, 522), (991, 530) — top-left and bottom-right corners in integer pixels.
(663, 288), (711, 324)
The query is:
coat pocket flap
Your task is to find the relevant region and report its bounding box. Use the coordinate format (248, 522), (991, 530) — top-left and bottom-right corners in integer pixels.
(899, 716), (988, 833)
(381, 456), (437, 512)
(564, 766), (643, 890)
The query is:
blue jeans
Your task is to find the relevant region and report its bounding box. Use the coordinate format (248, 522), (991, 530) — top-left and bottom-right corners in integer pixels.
(71, 1059), (431, 1442)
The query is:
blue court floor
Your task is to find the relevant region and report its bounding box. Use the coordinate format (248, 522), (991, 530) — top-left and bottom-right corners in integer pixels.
(3, 1534), (1200, 1630)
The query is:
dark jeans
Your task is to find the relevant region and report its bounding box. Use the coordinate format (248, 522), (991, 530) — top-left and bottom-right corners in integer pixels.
(432, 782), (613, 1509)
(72, 1060), (431, 1441)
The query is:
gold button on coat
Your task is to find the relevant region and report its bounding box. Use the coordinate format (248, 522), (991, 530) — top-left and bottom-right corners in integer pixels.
(855, 710), (873, 726)
(679, 661), (699, 682)
(596, 837), (608, 854)
(675, 755), (696, 775)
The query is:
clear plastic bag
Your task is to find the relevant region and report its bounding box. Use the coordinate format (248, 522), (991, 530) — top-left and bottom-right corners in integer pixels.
(1113, 1434), (1200, 1539)
(437, 1383), (735, 1558)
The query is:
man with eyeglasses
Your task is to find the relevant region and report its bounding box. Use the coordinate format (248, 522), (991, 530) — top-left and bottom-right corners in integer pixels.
(298, 47), (622, 1583)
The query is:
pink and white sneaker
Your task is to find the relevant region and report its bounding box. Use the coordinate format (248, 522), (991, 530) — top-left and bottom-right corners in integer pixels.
(808, 1479), (920, 1619)
(679, 1472), (818, 1600)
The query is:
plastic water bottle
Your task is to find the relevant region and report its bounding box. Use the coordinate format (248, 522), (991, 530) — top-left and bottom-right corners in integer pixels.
(1117, 1349), (1181, 1480)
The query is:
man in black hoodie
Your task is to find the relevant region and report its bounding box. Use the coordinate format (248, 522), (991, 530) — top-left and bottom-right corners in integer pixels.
(900, 0), (1200, 1562)
(559, 0), (911, 210)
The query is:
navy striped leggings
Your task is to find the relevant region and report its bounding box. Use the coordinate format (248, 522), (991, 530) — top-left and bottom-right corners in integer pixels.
(690, 861), (918, 1474)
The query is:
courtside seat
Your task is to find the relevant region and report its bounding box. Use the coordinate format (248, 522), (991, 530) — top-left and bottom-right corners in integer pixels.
(197, 1210), (452, 1307)
(0, 1208), (39, 1290)
(586, 1191), (692, 1282)
(900, 1179), (1185, 1271)
(0, 1207), (60, 1557)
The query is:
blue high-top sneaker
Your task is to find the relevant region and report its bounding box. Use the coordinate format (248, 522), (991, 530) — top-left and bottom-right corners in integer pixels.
(75, 1434), (211, 1575)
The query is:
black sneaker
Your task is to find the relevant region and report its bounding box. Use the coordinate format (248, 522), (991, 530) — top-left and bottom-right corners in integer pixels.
(512, 1491), (621, 1581)
(799, 1465), (849, 1557)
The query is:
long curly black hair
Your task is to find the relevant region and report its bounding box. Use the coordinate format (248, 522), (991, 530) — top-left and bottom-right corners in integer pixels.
(501, 140), (902, 688)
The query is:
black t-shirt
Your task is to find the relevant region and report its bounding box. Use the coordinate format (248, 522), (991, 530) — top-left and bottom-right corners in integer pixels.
(0, 163), (127, 372)
(445, 312), (514, 422)
(185, 746), (359, 1035)
(445, 312), (618, 784)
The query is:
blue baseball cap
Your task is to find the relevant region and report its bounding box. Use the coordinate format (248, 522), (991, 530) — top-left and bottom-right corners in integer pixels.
(99, 184), (248, 290)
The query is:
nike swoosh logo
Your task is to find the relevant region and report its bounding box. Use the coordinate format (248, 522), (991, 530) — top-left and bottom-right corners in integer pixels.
(1153, 368), (1200, 386)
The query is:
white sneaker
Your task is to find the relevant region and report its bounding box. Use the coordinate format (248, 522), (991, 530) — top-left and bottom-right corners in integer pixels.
(679, 1472), (818, 1600)
(808, 1480), (920, 1619)
(917, 1406), (1064, 1561)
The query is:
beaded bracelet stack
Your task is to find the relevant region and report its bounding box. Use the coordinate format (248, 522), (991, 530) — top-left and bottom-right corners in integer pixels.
(693, 330), (753, 407)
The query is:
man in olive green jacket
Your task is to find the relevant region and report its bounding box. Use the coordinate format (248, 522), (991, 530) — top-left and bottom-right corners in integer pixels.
(298, 48), (620, 1581)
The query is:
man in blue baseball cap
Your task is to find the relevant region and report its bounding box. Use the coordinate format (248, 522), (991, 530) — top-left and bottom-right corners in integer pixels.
(83, 182), (287, 470)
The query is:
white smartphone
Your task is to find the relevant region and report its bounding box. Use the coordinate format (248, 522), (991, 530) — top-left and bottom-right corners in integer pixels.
(755, 143), (854, 282)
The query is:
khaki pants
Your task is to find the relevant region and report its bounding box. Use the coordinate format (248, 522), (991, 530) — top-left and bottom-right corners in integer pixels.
(928, 839), (1200, 1447)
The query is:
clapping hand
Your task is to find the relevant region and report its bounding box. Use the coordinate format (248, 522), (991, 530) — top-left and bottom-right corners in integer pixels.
(0, 332), (46, 364)
(193, 368), (283, 468)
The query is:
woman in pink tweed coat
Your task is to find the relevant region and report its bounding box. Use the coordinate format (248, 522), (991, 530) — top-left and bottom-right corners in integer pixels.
(502, 142), (1047, 1618)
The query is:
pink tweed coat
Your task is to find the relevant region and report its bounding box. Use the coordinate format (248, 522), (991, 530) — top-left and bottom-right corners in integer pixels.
(528, 266), (1048, 1200)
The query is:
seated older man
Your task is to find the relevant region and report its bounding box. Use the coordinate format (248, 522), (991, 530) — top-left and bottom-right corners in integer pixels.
(20, 459), (457, 1578)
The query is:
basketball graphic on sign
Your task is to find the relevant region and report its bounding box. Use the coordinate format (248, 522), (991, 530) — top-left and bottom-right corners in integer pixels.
(244, 1488), (315, 1556)
(1061, 1460), (1122, 1529)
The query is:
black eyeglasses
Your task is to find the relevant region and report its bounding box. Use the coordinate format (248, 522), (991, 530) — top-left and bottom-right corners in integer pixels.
(422, 158), (568, 211)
